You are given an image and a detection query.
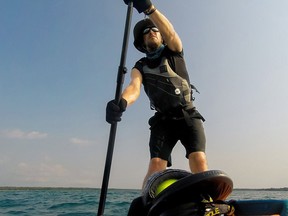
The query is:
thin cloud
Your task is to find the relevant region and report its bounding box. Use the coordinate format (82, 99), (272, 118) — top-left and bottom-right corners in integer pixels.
(15, 161), (96, 187)
(17, 162), (68, 183)
(1, 129), (48, 140)
(70, 137), (92, 146)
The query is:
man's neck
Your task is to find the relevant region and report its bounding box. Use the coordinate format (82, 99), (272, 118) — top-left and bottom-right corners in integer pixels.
(146, 44), (165, 59)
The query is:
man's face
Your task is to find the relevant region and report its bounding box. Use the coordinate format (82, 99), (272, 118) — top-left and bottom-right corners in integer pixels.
(142, 27), (163, 52)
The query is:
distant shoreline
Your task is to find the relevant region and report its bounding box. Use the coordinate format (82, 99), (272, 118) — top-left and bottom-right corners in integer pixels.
(0, 187), (96, 191)
(0, 187), (287, 191)
(233, 187), (288, 191)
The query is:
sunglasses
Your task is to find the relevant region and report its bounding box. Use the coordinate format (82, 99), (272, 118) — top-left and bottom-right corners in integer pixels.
(143, 27), (159, 35)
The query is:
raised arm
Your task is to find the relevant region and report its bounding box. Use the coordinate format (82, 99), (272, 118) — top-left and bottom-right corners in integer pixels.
(124, 0), (183, 52)
(146, 4), (182, 53)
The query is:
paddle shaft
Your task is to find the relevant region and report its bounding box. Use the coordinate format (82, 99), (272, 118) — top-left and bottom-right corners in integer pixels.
(97, 2), (133, 216)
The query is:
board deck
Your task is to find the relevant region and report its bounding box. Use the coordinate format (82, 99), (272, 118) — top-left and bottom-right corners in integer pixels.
(128, 169), (288, 216)
(148, 170), (233, 215)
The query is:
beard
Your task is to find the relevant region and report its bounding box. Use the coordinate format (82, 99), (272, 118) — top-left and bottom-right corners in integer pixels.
(145, 41), (162, 52)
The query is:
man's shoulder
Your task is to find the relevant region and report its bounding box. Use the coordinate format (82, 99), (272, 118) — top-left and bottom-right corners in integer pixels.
(135, 57), (148, 66)
(163, 46), (184, 57)
(133, 57), (147, 72)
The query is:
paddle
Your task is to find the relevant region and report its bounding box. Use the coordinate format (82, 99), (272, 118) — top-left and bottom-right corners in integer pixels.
(97, 1), (133, 216)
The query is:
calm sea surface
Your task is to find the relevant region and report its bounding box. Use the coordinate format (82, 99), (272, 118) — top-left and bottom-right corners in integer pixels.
(0, 188), (287, 216)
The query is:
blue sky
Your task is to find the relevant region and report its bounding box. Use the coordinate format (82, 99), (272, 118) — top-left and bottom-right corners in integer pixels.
(1, 0), (288, 189)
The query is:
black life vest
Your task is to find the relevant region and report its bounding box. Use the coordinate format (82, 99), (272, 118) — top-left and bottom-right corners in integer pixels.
(142, 57), (194, 115)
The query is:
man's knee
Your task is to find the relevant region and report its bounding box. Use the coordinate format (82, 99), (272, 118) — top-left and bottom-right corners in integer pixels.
(188, 152), (208, 172)
(149, 157), (168, 170)
(189, 151), (206, 160)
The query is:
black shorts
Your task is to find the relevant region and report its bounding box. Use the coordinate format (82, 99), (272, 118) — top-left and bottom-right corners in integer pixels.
(148, 112), (206, 167)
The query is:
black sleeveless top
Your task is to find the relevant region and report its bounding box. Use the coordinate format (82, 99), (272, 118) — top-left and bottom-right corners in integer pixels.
(133, 47), (194, 115)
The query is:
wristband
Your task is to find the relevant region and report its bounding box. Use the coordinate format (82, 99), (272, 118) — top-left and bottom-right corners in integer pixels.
(144, 6), (156, 15)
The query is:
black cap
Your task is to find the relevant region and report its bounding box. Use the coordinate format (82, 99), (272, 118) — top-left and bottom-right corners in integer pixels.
(133, 19), (156, 53)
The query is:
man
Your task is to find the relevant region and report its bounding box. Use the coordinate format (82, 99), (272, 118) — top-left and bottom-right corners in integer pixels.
(106, 0), (208, 189)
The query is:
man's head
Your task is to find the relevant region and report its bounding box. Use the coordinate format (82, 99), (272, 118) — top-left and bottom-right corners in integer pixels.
(133, 19), (163, 53)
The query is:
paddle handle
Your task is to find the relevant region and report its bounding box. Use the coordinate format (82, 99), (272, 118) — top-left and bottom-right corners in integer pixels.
(97, 2), (133, 216)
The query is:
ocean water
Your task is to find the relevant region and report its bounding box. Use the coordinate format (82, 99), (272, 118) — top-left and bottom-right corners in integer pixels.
(0, 188), (287, 216)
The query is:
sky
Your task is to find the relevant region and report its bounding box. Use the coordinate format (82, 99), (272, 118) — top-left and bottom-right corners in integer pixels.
(1, 0), (288, 190)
